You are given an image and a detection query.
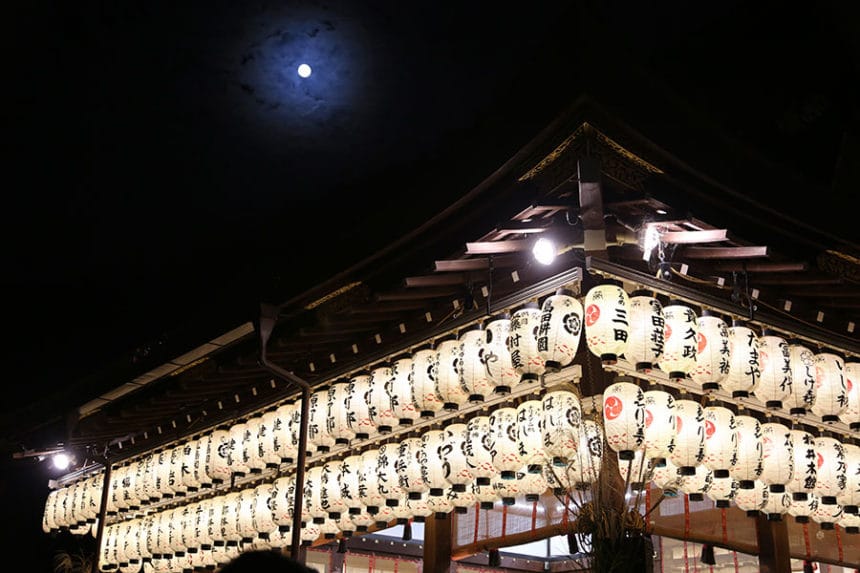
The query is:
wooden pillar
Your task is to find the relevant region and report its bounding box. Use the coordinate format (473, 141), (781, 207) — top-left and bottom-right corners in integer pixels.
(424, 513), (453, 573)
(754, 514), (791, 573)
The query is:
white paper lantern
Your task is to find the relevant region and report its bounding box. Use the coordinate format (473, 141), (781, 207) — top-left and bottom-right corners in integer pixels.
(299, 521), (321, 546)
(734, 480), (768, 517)
(358, 449), (386, 514)
(443, 422), (474, 490)
(472, 481), (501, 510)
(617, 449), (651, 490)
(195, 498), (214, 551)
(569, 419), (603, 488)
(426, 488), (455, 517)
(754, 330), (792, 409)
(269, 477), (294, 533)
(319, 518), (341, 540)
(131, 455), (154, 505)
(508, 303), (546, 384)
(349, 506), (374, 533)
(651, 458), (682, 492)
(243, 416), (267, 474)
(517, 399), (546, 472)
(623, 290), (664, 373)
(642, 389), (675, 466)
(304, 466), (327, 523)
(837, 443), (860, 514)
(460, 324), (493, 403)
(762, 490), (792, 521)
(702, 406), (738, 478)
(227, 422), (252, 477)
(706, 475), (738, 508)
(788, 492), (816, 524)
(422, 429), (452, 495)
(814, 436), (846, 505)
(488, 407), (523, 479)
(271, 401), (299, 464)
(237, 488), (258, 543)
(448, 484), (478, 514)
(520, 466), (549, 502)
(810, 493), (843, 529)
(484, 313), (518, 395)
(602, 380), (646, 461)
(151, 450), (172, 499)
(538, 288), (584, 372)
(659, 302), (698, 381)
(339, 455), (363, 514)
(492, 472), (524, 506)
(839, 509), (860, 534)
(406, 491), (435, 521)
(584, 282), (629, 364)
(221, 491), (243, 546)
(729, 415), (762, 489)
(436, 335), (466, 411)
(396, 436), (429, 498)
(207, 494), (227, 547)
(308, 388), (335, 453)
(541, 389), (582, 466)
(785, 341), (817, 416)
(679, 464), (713, 502)
(759, 422), (793, 493)
(465, 415), (498, 485)
(251, 483), (278, 538)
(193, 433), (214, 486)
(327, 380), (355, 445)
(669, 399), (705, 476)
(840, 361), (860, 430)
(690, 311), (730, 392)
(347, 372), (377, 440)
(321, 460), (349, 519)
(411, 345), (443, 418)
(376, 442), (404, 507)
(368, 364), (400, 433)
(390, 354), (420, 426)
(811, 351), (847, 423)
(787, 429), (817, 502)
(724, 321), (760, 398)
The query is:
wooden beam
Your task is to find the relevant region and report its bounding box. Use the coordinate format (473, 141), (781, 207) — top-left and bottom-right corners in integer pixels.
(375, 287), (461, 301)
(754, 513), (791, 573)
(404, 273), (467, 287)
(434, 255), (520, 272)
(659, 229), (728, 244)
(709, 262), (808, 273)
(465, 239), (533, 254)
(680, 246), (769, 259)
(424, 512), (453, 573)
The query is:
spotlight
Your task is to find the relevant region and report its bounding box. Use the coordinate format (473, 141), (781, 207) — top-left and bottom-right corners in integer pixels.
(297, 63), (312, 78)
(532, 237), (556, 265)
(52, 452), (73, 471)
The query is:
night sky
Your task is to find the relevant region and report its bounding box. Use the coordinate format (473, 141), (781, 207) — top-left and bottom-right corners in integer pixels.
(3, 1), (859, 568)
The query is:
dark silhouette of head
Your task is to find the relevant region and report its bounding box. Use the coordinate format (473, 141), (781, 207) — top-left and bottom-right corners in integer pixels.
(218, 550), (319, 573)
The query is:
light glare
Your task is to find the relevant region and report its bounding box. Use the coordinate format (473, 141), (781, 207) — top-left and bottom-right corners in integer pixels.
(533, 237), (556, 265)
(52, 453), (71, 470)
(297, 63), (312, 78)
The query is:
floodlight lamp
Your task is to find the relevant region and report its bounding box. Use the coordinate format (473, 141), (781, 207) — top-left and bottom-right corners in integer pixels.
(52, 452), (72, 471)
(532, 237), (556, 265)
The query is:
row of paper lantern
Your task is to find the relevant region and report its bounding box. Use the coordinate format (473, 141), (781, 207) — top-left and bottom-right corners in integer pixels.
(602, 380), (860, 511)
(49, 386), (860, 570)
(46, 382), (860, 535)
(46, 283), (860, 518)
(583, 282), (859, 427)
(46, 388), (592, 530)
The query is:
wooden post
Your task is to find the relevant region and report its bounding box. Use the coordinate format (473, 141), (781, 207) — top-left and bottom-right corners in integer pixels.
(754, 514), (791, 573)
(424, 513), (453, 573)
